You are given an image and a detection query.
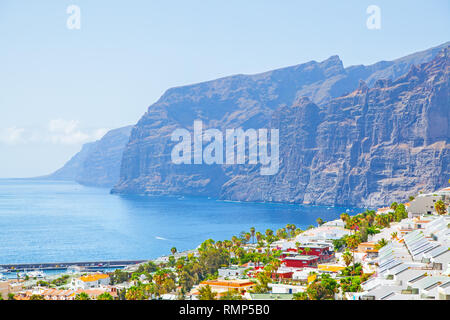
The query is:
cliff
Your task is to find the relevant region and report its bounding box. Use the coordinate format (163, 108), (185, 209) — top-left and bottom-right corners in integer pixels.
(111, 43), (449, 206)
(221, 48), (449, 206)
(44, 125), (133, 187)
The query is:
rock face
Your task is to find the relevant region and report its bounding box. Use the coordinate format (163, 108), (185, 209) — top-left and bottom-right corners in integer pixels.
(112, 43), (449, 206)
(45, 126), (133, 187)
(222, 48), (449, 206)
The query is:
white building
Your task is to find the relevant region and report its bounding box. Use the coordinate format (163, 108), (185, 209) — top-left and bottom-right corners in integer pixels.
(269, 283), (305, 294)
(408, 194), (441, 216)
(71, 273), (110, 290)
(218, 266), (246, 279)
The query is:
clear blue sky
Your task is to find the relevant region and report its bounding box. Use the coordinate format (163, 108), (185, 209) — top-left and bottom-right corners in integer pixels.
(0, 0), (449, 178)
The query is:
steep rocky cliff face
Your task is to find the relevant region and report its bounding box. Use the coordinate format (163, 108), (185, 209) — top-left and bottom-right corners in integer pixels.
(221, 48), (449, 206)
(45, 126), (132, 187)
(113, 44), (449, 206)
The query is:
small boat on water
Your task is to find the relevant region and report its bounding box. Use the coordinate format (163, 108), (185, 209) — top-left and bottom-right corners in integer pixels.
(0, 274), (6, 281)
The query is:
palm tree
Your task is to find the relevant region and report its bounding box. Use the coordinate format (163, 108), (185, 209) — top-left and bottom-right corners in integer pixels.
(290, 224), (297, 237)
(250, 227), (256, 244)
(340, 213), (350, 223)
(75, 292), (91, 300)
(390, 202), (398, 210)
(342, 250), (353, 267)
(97, 292), (114, 300)
(316, 218), (324, 226)
(276, 228), (283, 238)
(125, 286), (145, 300)
(345, 235), (360, 264)
(346, 235), (360, 250)
(244, 232), (251, 244)
(391, 232), (398, 240)
(375, 238), (388, 250)
(435, 200), (447, 215)
(255, 232), (262, 244)
(171, 247), (177, 255)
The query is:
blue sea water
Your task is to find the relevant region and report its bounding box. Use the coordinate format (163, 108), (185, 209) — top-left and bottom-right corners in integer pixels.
(0, 179), (363, 264)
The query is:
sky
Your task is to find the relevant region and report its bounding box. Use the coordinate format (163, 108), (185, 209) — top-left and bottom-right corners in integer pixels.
(0, 0), (449, 178)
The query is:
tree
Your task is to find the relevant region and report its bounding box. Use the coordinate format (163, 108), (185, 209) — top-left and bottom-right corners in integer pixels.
(435, 200), (447, 215)
(30, 294), (45, 300)
(292, 292), (308, 300)
(110, 269), (131, 284)
(340, 277), (362, 293)
(171, 247), (177, 255)
(198, 285), (217, 300)
(7, 293), (15, 300)
(305, 274), (339, 300)
(97, 292), (114, 300)
(342, 250), (353, 267)
(340, 213), (350, 223)
(345, 235), (360, 265)
(390, 202), (398, 210)
(125, 286), (147, 300)
(255, 232), (263, 244)
(332, 237), (346, 251)
(316, 218), (324, 226)
(345, 235), (360, 251)
(391, 232), (398, 240)
(75, 292), (91, 300)
(375, 238), (388, 250)
(251, 271), (271, 293)
(250, 227), (256, 244)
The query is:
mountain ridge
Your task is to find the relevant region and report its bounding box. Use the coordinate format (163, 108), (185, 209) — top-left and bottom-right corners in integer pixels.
(111, 43), (449, 206)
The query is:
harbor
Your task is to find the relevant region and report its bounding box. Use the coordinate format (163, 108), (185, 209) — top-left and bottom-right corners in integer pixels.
(0, 260), (146, 273)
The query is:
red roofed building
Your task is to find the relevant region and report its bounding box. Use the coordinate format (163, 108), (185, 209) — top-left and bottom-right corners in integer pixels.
(282, 255), (319, 268)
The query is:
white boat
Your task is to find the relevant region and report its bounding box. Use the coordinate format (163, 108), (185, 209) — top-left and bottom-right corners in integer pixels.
(0, 274), (6, 281)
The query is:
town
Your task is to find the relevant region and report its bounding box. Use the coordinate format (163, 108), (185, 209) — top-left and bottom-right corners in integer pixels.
(1, 186), (449, 301)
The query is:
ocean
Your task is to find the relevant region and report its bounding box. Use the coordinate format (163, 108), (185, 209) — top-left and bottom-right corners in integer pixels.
(0, 179), (362, 264)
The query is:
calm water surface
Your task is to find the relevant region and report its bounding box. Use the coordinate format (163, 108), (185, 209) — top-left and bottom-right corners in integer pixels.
(0, 179), (363, 264)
